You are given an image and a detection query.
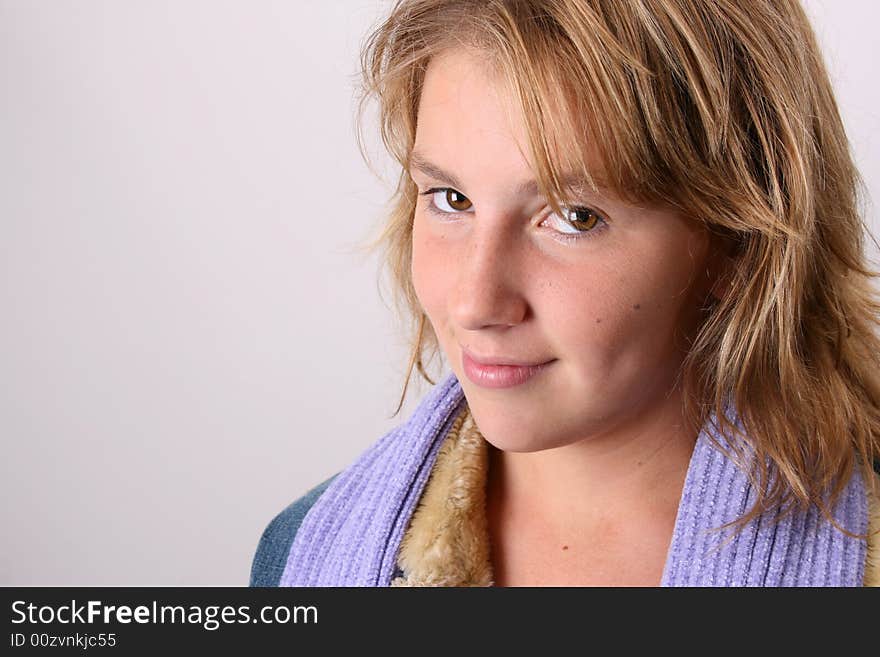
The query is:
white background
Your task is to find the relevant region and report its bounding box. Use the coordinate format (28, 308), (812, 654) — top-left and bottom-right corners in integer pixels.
(2, 0), (877, 585)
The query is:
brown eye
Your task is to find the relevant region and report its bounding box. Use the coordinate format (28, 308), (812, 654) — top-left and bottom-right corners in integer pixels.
(541, 205), (609, 243)
(566, 207), (601, 231)
(423, 188), (474, 215)
(445, 189), (472, 212)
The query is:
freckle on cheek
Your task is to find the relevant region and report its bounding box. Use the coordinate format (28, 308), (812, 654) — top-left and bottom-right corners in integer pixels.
(633, 303), (641, 310)
(595, 318), (602, 324)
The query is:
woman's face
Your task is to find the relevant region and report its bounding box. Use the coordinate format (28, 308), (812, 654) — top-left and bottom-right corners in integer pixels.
(410, 49), (723, 453)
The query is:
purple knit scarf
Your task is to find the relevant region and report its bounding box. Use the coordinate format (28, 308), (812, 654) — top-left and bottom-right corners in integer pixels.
(280, 372), (868, 586)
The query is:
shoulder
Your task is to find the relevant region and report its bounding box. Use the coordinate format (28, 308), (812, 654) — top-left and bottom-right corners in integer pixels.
(249, 474), (339, 587)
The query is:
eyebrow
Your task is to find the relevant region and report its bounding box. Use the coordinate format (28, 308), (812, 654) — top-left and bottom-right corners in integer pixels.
(408, 151), (607, 197)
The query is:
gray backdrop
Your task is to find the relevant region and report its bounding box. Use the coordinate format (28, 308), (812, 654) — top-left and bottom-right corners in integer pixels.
(2, 0), (877, 585)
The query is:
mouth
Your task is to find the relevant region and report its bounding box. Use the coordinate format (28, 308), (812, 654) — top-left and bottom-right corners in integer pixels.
(461, 348), (555, 389)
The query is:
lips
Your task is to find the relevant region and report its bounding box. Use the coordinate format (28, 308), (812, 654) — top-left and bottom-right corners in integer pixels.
(461, 346), (552, 368)
(461, 347), (555, 389)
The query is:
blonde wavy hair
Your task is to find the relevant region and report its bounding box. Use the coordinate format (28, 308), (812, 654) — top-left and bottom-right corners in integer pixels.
(353, 0), (880, 537)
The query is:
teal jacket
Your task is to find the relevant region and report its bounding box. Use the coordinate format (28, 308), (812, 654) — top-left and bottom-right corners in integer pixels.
(249, 475), (338, 587)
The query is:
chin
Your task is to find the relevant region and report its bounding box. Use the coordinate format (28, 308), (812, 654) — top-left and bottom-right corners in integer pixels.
(465, 404), (574, 453)
(483, 432), (575, 454)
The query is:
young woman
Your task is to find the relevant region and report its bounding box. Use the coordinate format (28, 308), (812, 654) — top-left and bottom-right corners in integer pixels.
(251, 0), (880, 586)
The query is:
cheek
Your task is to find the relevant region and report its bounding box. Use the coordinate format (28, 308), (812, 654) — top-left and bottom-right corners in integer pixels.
(541, 263), (628, 341)
(612, 248), (709, 355)
(410, 218), (450, 318)
(546, 249), (698, 365)
(548, 279), (629, 369)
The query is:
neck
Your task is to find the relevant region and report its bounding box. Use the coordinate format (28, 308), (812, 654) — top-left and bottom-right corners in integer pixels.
(487, 384), (699, 533)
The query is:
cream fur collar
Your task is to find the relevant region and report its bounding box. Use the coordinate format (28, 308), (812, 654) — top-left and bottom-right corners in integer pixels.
(390, 406), (493, 586)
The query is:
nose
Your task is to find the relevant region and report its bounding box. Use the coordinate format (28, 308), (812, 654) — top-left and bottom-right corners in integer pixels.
(448, 223), (529, 331)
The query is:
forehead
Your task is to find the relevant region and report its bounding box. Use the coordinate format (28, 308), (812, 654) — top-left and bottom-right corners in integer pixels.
(417, 49), (519, 142)
(414, 48), (610, 197)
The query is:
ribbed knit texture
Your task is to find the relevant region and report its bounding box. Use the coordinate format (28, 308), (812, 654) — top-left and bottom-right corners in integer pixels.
(281, 372), (868, 586)
(660, 404), (868, 586)
(279, 373), (466, 586)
